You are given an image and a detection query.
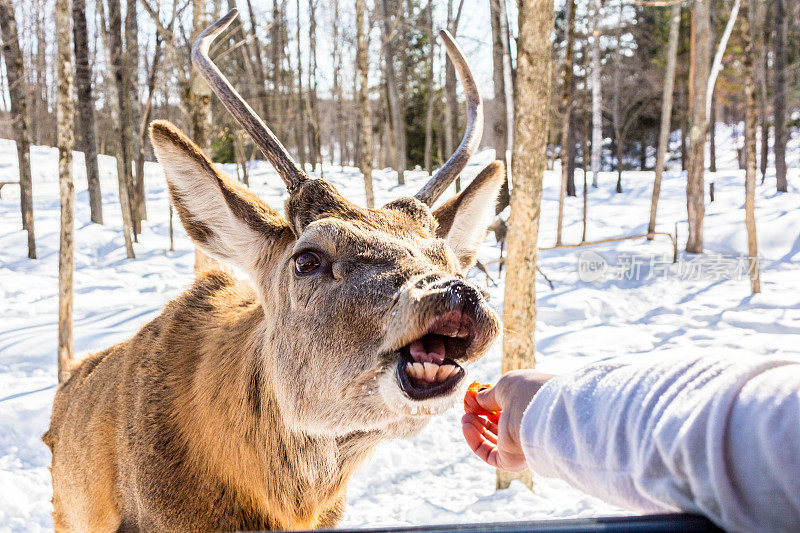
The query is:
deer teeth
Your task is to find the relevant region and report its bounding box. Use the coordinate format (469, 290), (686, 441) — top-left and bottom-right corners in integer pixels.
(437, 364), (455, 381)
(423, 362), (438, 381)
(412, 362), (424, 378)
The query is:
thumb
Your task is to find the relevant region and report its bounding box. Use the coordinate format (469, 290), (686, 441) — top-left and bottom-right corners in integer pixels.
(475, 386), (503, 412)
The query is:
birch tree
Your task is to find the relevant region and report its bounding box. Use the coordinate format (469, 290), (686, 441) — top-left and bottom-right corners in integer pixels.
(742, 0), (760, 293)
(499, 0), (554, 492)
(647, 2), (681, 240)
(490, 0), (508, 205)
(758, 2), (770, 184)
(126, 0), (145, 231)
(423, 0), (435, 174)
(556, 0), (576, 246)
(356, 0), (374, 207)
(56, 0), (75, 381)
(590, 0), (602, 188)
(381, 0), (406, 184)
(686, 0), (711, 254)
(295, 0), (307, 170)
(72, 0), (103, 224)
(444, 0), (465, 190)
(773, 0), (787, 192)
(189, 0), (217, 272)
(108, 0), (136, 258)
(0, 0), (36, 258)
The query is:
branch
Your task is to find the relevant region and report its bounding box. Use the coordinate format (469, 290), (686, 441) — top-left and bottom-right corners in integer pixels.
(706, 0), (742, 114)
(139, 0), (174, 42)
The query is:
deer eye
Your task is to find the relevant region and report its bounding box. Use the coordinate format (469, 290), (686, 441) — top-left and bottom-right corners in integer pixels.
(294, 251), (322, 275)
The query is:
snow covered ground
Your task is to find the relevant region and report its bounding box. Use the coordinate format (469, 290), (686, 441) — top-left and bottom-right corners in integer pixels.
(1, 128), (799, 531)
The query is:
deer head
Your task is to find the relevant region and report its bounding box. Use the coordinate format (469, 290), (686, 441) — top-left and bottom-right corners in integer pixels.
(149, 9), (503, 438)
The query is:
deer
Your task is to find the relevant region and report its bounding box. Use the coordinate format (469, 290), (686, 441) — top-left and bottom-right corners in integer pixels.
(44, 9), (504, 532)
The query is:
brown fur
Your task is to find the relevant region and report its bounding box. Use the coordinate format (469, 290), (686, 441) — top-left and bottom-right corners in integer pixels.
(45, 121), (505, 532)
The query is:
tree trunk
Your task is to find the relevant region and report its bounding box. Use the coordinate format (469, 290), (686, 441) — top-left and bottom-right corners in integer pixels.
(56, 0), (75, 382)
(189, 0), (217, 272)
(381, 0), (406, 184)
(356, 0), (374, 208)
(708, 0), (716, 173)
(72, 0), (103, 224)
(708, 99), (716, 172)
(444, 0), (465, 191)
(332, 0), (345, 168)
(126, 0), (144, 231)
(742, 0), (760, 293)
(772, 0), (787, 192)
(758, 2), (770, 184)
(555, 0), (576, 246)
(498, 0), (553, 492)
(108, 0), (136, 258)
(137, 32), (165, 218)
(686, 0), (710, 254)
(307, 0), (322, 173)
(489, 0), (510, 210)
(424, 0), (435, 174)
(648, 2), (681, 240)
(295, 0), (307, 170)
(590, 0), (602, 188)
(611, 0), (623, 194)
(0, 0), (36, 258)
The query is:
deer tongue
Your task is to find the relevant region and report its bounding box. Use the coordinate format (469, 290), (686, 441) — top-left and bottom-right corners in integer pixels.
(409, 337), (445, 364)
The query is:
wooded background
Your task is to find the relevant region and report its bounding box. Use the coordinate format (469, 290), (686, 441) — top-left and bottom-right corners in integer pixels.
(1, 0), (797, 487)
(1, 0), (797, 261)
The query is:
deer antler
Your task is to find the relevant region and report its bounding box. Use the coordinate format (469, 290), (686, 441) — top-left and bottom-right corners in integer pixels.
(192, 8), (308, 192)
(414, 30), (484, 206)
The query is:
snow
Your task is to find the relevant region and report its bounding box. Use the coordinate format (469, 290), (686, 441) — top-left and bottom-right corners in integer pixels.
(1, 128), (799, 531)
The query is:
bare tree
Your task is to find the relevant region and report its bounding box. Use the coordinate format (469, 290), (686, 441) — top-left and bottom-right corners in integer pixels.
(356, 0), (374, 207)
(686, 0), (711, 254)
(758, 2), (770, 184)
(489, 0), (508, 208)
(107, 0), (136, 258)
(295, 0), (307, 170)
(189, 0), (217, 272)
(381, 0), (406, 184)
(773, 0), (787, 192)
(647, 2), (681, 240)
(444, 0), (465, 190)
(742, 0), (760, 293)
(72, 0), (103, 224)
(499, 0), (554, 492)
(56, 0), (75, 381)
(556, 0), (576, 246)
(590, 0), (602, 188)
(126, 0), (145, 231)
(307, 0), (322, 173)
(331, 0), (345, 167)
(0, 0), (36, 258)
(424, 0), (435, 174)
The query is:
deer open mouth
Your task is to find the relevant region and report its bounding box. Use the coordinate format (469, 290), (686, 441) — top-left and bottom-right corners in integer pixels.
(396, 311), (470, 401)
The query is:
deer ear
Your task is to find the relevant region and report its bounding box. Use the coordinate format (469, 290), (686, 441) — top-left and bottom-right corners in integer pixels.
(433, 160), (505, 270)
(149, 120), (289, 272)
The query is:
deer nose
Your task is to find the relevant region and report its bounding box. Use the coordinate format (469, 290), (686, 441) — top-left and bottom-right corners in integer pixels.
(426, 278), (486, 312)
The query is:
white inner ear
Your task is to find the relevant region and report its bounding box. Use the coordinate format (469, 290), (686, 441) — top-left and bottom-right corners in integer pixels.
(155, 141), (268, 271)
(445, 186), (499, 265)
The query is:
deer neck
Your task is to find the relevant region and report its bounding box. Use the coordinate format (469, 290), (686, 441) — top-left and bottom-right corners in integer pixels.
(171, 283), (386, 528)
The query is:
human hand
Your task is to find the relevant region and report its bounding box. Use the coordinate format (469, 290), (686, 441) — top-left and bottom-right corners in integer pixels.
(461, 369), (554, 472)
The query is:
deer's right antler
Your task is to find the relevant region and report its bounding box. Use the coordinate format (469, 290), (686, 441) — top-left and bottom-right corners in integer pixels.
(414, 30), (484, 207)
(192, 9), (308, 193)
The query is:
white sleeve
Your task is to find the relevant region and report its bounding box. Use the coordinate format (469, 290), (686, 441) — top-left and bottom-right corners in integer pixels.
(519, 353), (800, 533)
